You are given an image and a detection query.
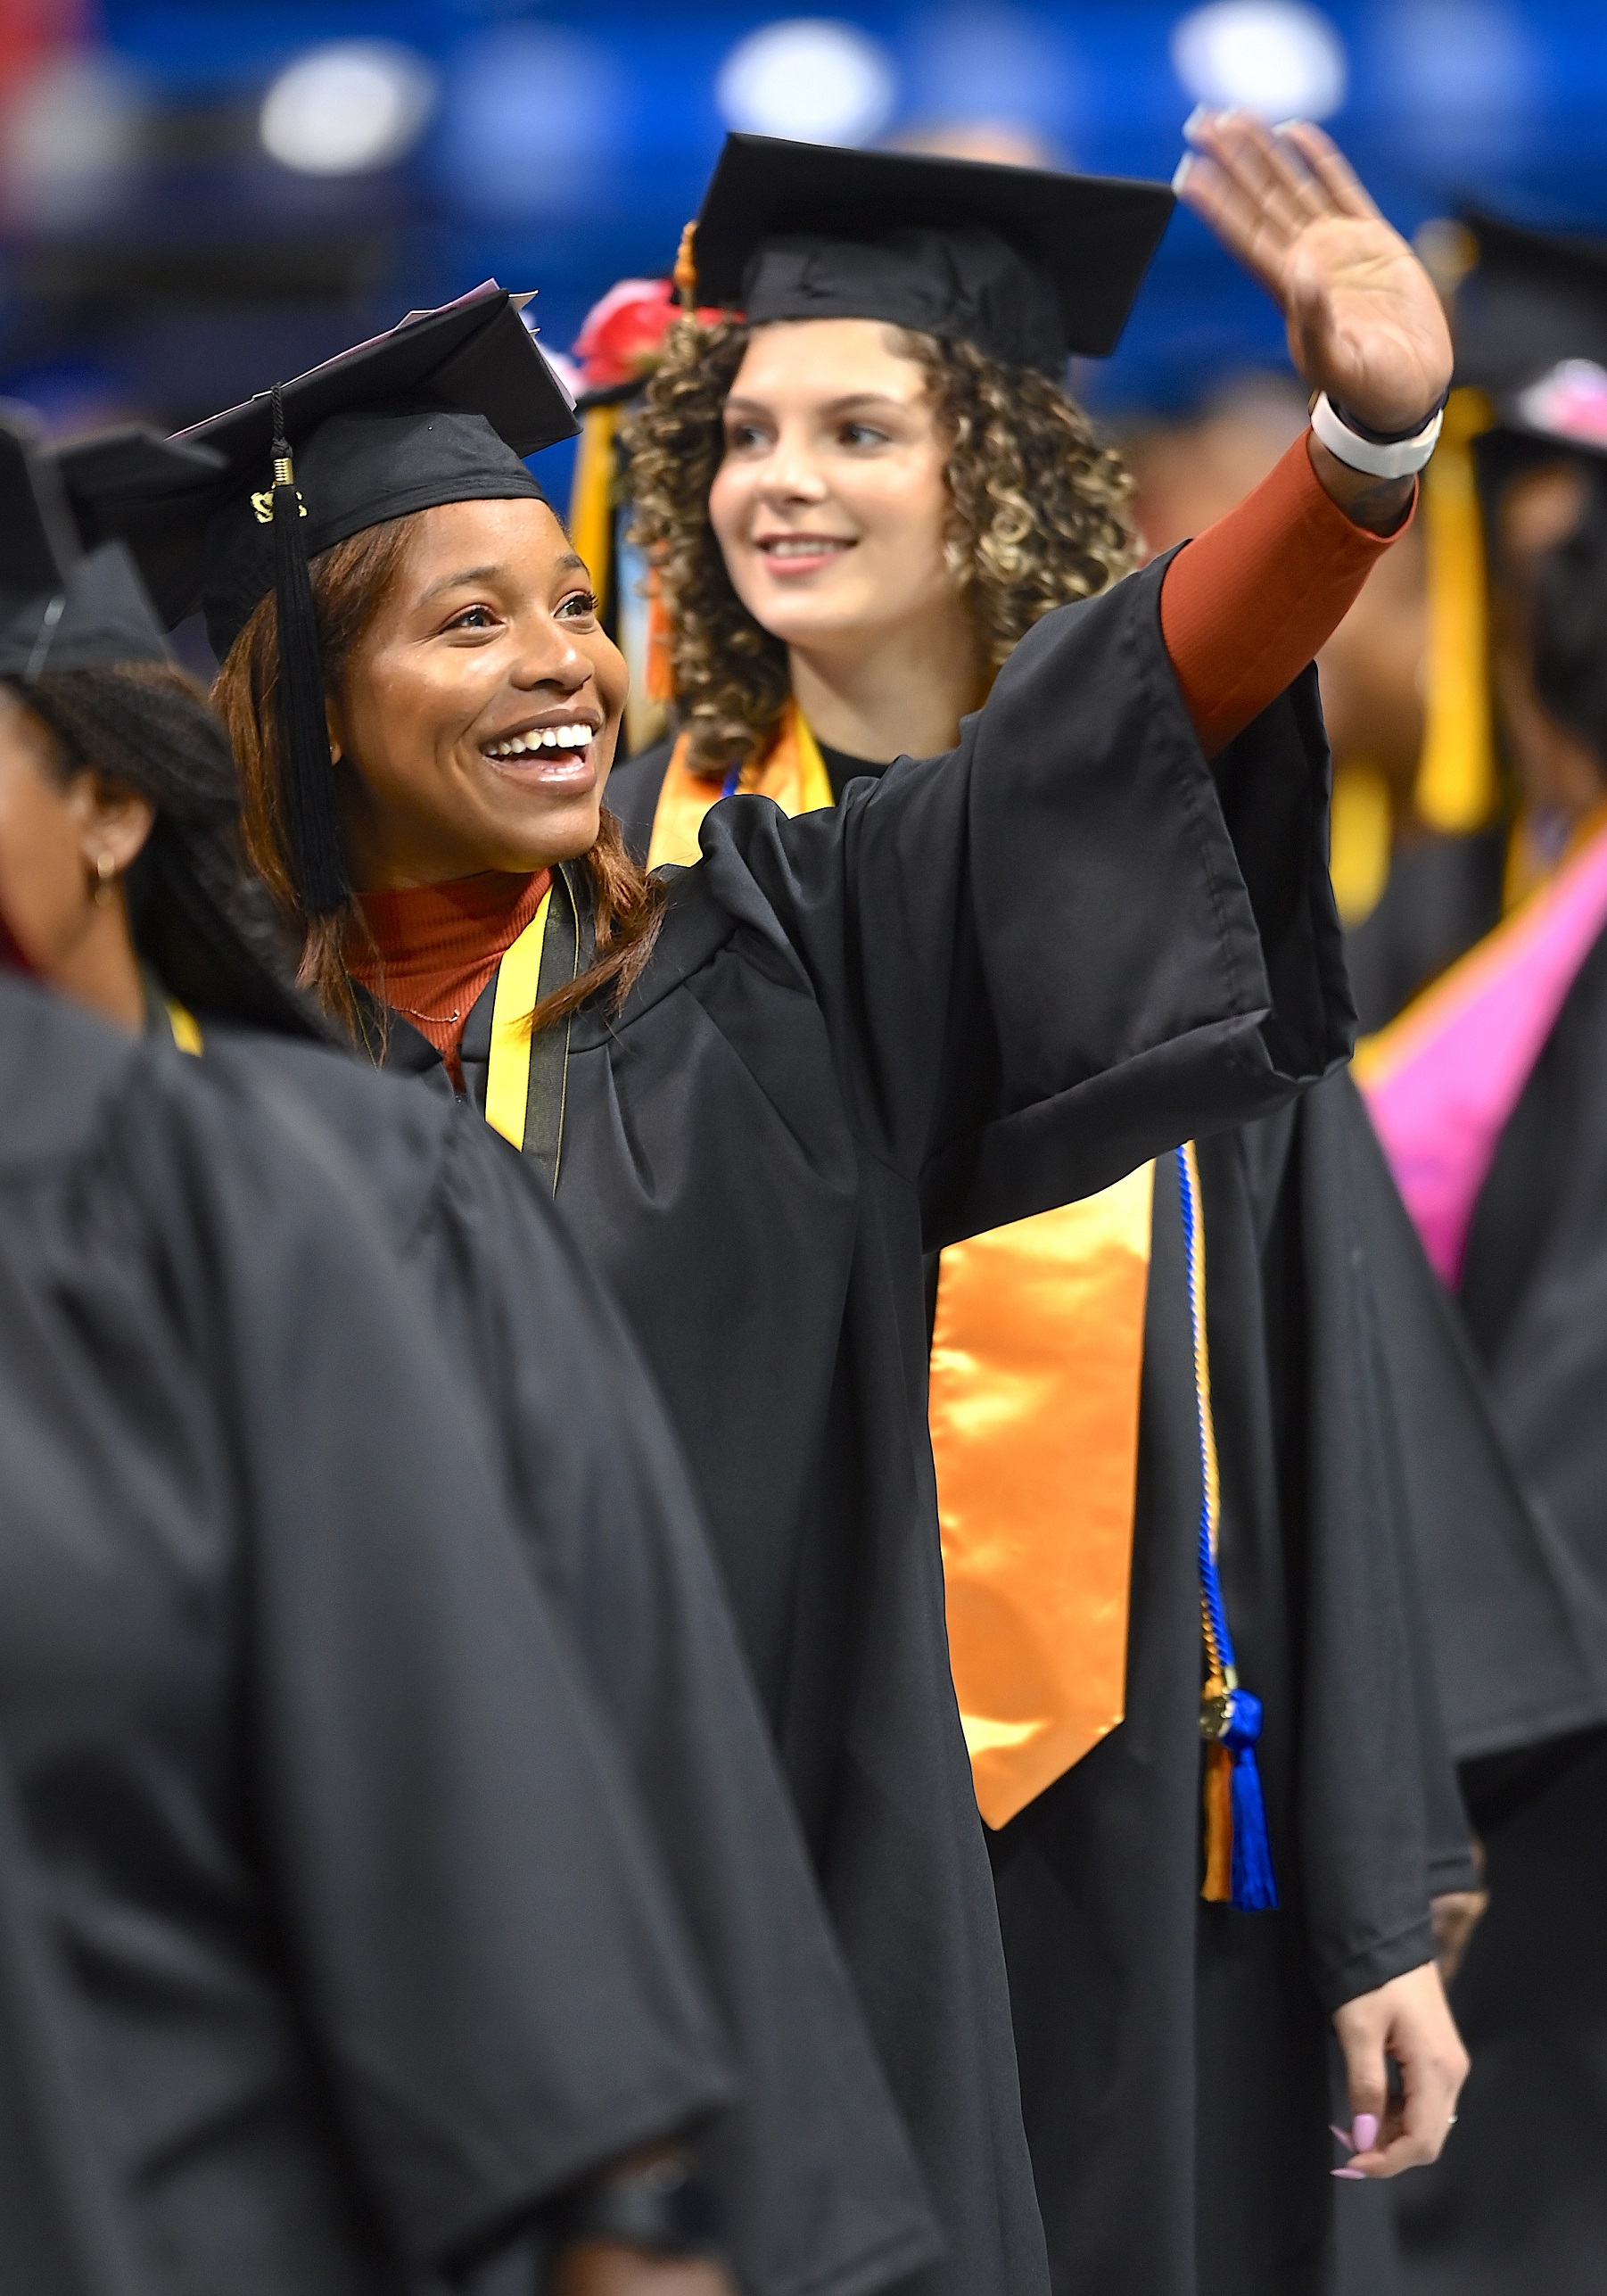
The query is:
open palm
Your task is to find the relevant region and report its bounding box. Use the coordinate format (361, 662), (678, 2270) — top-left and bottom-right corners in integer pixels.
(1175, 112), (1453, 435)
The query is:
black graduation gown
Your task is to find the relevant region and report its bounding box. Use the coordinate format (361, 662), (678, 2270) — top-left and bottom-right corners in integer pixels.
(1342, 828), (1505, 1033)
(0, 1751), (141, 2296)
(382, 563), (1356, 2296)
(198, 1028), (941, 2296)
(1339, 914), (1607, 2292)
(987, 1073), (1504, 2296)
(614, 652), (1485, 2296)
(0, 977), (732, 2296)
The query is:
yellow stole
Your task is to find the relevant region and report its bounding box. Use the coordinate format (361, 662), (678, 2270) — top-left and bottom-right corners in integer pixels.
(483, 880), (555, 1152)
(642, 704), (1152, 1829)
(647, 700), (835, 871)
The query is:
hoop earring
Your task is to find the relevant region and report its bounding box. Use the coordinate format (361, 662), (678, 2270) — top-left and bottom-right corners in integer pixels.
(91, 850), (118, 905)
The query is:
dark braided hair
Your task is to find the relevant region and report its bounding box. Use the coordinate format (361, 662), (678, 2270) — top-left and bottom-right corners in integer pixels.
(12, 660), (327, 1038)
(1532, 463), (1607, 780)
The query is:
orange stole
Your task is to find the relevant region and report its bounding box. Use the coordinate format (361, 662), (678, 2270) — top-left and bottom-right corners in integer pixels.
(931, 1169), (1155, 1829)
(639, 706), (1155, 1827)
(645, 701), (834, 871)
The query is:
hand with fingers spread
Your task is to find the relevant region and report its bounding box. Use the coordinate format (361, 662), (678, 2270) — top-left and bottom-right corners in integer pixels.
(1331, 1961), (1470, 2179)
(1174, 110), (1453, 529)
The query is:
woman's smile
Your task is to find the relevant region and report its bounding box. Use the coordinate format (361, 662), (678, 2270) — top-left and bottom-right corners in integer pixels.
(480, 711), (603, 790)
(752, 532), (858, 579)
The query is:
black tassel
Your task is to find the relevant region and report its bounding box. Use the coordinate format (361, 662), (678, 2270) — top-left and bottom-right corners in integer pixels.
(263, 383), (348, 916)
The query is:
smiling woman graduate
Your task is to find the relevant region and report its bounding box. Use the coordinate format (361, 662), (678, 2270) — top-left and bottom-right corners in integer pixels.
(91, 127), (1389, 2293)
(0, 405), (938, 2296)
(607, 115), (1489, 2296)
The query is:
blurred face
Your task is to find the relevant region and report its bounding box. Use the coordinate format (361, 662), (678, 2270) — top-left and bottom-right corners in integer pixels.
(0, 685), (151, 982)
(330, 497), (627, 890)
(1491, 464), (1604, 824)
(708, 319), (959, 658)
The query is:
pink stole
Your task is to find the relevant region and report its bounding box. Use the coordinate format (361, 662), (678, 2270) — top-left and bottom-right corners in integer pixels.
(1357, 814), (1607, 1285)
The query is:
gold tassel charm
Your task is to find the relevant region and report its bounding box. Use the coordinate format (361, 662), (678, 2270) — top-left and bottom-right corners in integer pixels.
(673, 221), (698, 313)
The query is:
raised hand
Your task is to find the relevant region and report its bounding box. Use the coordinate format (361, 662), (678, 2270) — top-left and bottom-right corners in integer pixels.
(1174, 111), (1453, 437)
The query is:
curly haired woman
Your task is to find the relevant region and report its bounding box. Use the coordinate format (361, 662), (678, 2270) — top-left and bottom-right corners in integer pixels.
(606, 116), (1501, 2296)
(100, 110), (1455, 2296)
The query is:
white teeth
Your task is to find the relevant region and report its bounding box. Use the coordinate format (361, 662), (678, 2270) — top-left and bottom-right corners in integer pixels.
(764, 536), (848, 557)
(485, 724), (593, 758)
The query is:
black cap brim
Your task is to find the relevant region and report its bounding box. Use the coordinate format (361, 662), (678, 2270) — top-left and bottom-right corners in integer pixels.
(0, 408), (172, 681)
(67, 285), (577, 632)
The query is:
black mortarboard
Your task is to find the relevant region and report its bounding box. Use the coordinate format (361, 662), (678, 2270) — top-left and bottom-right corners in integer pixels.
(70, 283), (577, 917)
(0, 405), (185, 685)
(688, 133), (1174, 377)
(1455, 215), (1607, 498)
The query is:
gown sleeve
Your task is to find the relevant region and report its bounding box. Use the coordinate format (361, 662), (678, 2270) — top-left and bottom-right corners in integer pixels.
(688, 554), (1352, 1248)
(396, 1111), (942, 2296)
(127, 1050), (732, 2279)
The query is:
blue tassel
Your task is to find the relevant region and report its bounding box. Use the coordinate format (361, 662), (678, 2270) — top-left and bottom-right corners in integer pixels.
(1224, 1689), (1278, 1912)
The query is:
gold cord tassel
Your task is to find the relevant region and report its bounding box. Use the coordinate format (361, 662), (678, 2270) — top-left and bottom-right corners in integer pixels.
(673, 221), (698, 313)
(1413, 386), (1498, 834)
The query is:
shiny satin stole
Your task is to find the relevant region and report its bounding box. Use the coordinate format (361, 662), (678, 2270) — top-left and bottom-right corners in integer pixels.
(645, 700), (834, 871)
(932, 1169), (1154, 1829)
(642, 703), (1153, 1826)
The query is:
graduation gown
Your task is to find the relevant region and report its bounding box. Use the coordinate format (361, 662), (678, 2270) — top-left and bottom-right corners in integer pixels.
(0, 1751), (142, 2296)
(985, 1072), (1501, 2296)
(0, 976), (732, 2296)
(1343, 911), (1607, 2292)
(1342, 828), (1505, 1034)
(198, 1028), (940, 2296)
(382, 564), (1355, 2296)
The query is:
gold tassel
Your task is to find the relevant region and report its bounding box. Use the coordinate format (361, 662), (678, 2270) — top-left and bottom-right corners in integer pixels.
(568, 403), (620, 611)
(1201, 1740), (1233, 1902)
(1413, 386), (1497, 834)
(673, 221), (698, 313)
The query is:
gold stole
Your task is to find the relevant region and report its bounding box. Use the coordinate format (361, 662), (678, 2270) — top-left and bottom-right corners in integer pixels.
(642, 704), (1151, 1829)
(483, 881), (555, 1152)
(647, 701), (834, 871)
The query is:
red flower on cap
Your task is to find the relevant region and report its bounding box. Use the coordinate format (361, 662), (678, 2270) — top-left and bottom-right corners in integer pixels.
(571, 277), (725, 392)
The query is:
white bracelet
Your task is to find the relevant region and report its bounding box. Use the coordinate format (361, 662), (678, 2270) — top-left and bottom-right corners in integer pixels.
(1309, 391), (1443, 478)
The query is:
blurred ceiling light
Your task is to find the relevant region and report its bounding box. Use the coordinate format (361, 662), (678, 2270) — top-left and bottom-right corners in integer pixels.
(1170, 2), (1347, 121)
(717, 19), (897, 146)
(2, 53), (147, 227)
(436, 25), (619, 219)
(260, 41), (437, 177)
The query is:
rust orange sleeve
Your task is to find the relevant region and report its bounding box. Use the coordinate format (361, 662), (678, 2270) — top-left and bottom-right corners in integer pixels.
(1158, 433), (1414, 761)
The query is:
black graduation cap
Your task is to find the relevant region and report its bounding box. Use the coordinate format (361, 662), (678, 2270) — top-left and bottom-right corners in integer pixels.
(1455, 214), (1607, 497)
(0, 404), (180, 685)
(687, 132), (1174, 377)
(71, 282), (577, 918)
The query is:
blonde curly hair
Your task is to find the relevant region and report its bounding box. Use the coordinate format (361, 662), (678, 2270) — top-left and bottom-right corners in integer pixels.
(624, 314), (1139, 774)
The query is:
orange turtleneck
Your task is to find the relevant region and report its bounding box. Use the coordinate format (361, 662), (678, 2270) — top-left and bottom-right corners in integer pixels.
(347, 868), (549, 1084)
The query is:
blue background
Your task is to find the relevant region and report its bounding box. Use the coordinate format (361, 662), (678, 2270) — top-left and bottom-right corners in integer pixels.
(4, 0), (1604, 496)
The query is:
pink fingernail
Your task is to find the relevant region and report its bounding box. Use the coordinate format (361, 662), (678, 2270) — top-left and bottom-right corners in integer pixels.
(1330, 2124), (1356, 2152)
(1331, 2168), (1367, 2181)
(1353, 2114), (1380, 2152)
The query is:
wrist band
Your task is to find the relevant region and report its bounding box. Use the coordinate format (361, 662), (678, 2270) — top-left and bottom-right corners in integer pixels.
(550, 2155), (724, 2261)
(1310, 391), (1443, 477)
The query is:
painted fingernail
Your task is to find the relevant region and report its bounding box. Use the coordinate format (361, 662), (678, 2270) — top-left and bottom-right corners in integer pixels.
(1330, 2124), (1356, 2153)
(1183, 103), (1210, 137)
(1353, 2114), (1380, 2152)
(1273, 118), (1302, 133)
(1171, 153), (1194, 194)
(1331, 2168), (1367, 2181)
